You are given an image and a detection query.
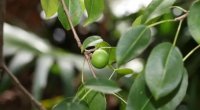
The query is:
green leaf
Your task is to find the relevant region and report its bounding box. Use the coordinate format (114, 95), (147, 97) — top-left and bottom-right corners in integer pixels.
(84, 91), (106, 110)
(126, 73), (156, 110)
(41, 0), (59, 18)
(85, 78), (121, 94)
(53, 99), (89, 110)
(115, 68), (133, 75)
(116, 25), (151, 66)
(82, 36), (103, 52)
(58, 0), (83, 30)
(107, 47), (116, 64)
(159, 69), (188, 110)
(187, 1), (200, 44)
(132, 15), (143, 27)
(126, 70), (188, 110)
(142, 0), (176, 23)
(84, 0), (104, 25)
(145, 42), (184, 100)
(95, 41), (110, 48)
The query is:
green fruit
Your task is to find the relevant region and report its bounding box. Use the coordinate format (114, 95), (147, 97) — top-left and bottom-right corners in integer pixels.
(91, 49), (109, 69)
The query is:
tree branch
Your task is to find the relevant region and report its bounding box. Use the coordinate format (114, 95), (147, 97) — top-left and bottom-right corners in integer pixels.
(60, 0), (82, 48)
(0, 0), (46, 110)
(60, 0), (97, 78)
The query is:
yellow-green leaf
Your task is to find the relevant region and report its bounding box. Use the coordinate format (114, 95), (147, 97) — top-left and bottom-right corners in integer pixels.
(41, 0), (59, 18)
(58, 0), (83, 30)
(84, 0), (104, 25)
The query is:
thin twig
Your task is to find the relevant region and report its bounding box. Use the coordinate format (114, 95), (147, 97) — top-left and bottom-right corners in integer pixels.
(2, 64), (46, 110)
(60, 0), (97, 78)
(60, 0), (82, 48)
(175, 12), (188, 21)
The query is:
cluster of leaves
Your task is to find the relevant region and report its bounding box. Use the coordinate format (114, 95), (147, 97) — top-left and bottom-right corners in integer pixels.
(40, 0), (200, 110)
(41, 0), (104, 29)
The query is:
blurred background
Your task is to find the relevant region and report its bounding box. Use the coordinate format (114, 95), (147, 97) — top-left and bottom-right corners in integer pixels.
(0, 0), (200, 110)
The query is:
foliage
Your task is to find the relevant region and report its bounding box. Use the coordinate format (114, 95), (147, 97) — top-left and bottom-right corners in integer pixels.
(35, 0), (200, 109)
(2, 0), (200, 110)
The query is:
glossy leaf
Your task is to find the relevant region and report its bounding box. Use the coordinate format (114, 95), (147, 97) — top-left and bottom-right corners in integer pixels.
(41, 0), (59, 18)
(160, 69), (188, 110)
(142, 0), (176, 23)
(85, 78), (121, 94)
(116, 25), (151, 66)
(84, 0), (104, 25)
(108, 47), (116, 64)
(58, 0), (83, 30)
(115, 68), (133, 75)
(187, 1), (200, 44)
(32, 55), (54, 100)
(95, 41), (110, 48)
(82, 36), (103, 52)
(145, 42), (184, 100)
(53, 100), (89, 110)
(84, 91), (106, 110)
(126, 70), (188, 110)
(126, 73), (156, 110)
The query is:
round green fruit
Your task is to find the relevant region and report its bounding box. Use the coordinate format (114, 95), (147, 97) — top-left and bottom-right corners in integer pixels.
(91, 49), (109, 69)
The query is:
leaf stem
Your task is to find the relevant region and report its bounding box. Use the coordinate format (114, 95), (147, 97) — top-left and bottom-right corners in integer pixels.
(183, 44), (200, 62)
(171, 6), (188, 13)
(112, 93), (127, 104)
(147, 19), (175, 28)
(147, 13), (188, 28)
(109, 70), (116, 80)
(72, 87), (85, 102)
(80, 89), (92, 101)
(173, 20), (183, 46)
